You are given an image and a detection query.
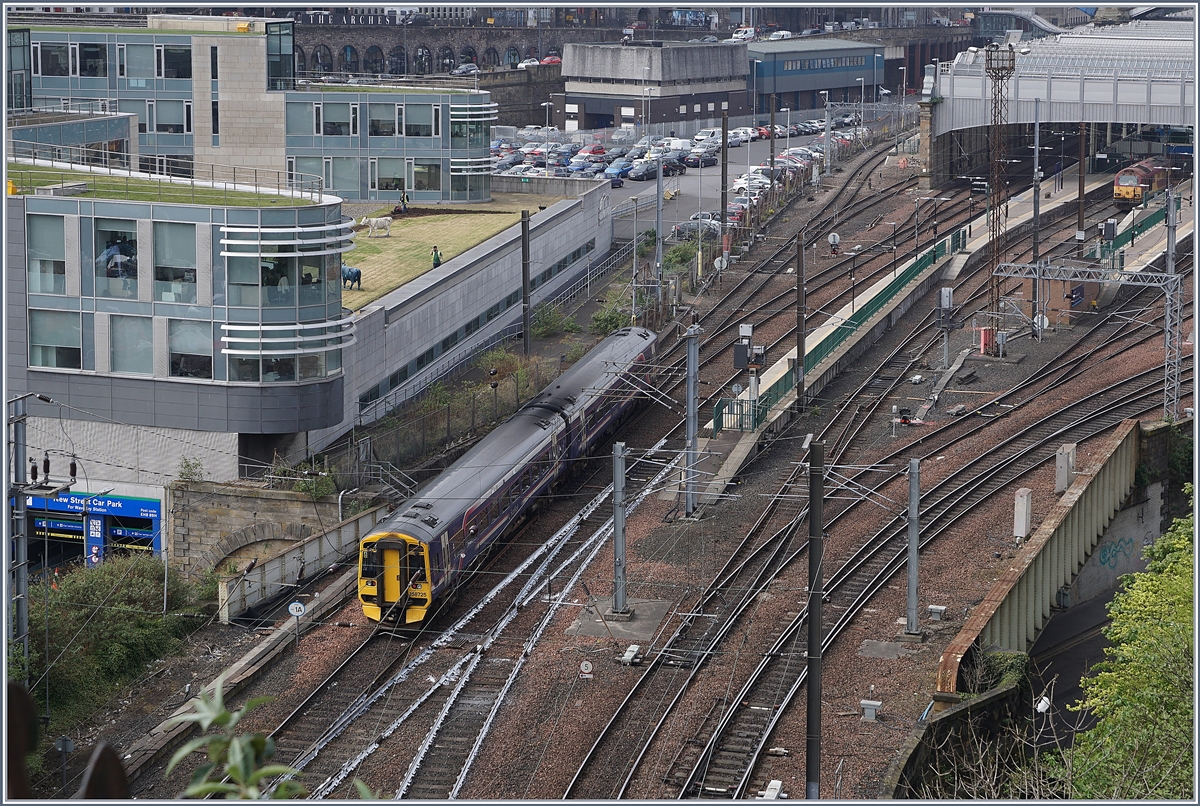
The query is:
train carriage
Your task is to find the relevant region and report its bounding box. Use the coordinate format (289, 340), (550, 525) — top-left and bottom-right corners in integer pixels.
(1114, 158), (1171, 209)
(359, 327), (656, 625)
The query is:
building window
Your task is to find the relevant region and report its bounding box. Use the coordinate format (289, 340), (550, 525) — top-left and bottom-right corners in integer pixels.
(226, 257), (259, 307)
(368, 103), (396, 136)
(38, 43), (69, 77)
(168, 319), (212, 379)
(117, 43), (126, 77)
(155, 100), (186, 133)
(94, 218), (138, 299)
(313, 102), (322, 135)
(210, 45), (218, 80)
(262, 356), (296, 382)
(155, 44), (191, 79)
(404, 103), (435, 137)
(78, 42), (106, 77)
(110, 315), (153, 375)
(321, 102), (351, 135)
(376, 157), (405, 190)
(229, 354), (260, 382)
(26, 214), (66, 295)
(211, 101), (219, 135)
(266, 21), (294, 90)
(29, 310), (81, 369)
(125, 43), (154, 78)
(284, 102), (310, 135)
(153, 222), (197, 303)
(413, 159), (441, 192)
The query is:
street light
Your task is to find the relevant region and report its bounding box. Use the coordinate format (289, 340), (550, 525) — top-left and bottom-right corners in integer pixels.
(751, 59), (762, 117)
(915, 196), (951, 257)
(856, 76), (864, 123)
(780, 107), (791, 153)
(540, 100), (553, 129)
(884, 222), (898, 276)
(642, 66), (650, 137)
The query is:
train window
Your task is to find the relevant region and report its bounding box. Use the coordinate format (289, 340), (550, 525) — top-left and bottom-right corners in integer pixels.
(361, 545), (380, 578)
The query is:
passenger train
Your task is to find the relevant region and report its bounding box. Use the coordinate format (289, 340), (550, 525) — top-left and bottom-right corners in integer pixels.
(1113, 158), (1171, 209)
(358, 327), (658, 625)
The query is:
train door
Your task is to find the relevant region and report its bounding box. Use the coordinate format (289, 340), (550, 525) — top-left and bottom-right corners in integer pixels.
(380, 542), (406, 605)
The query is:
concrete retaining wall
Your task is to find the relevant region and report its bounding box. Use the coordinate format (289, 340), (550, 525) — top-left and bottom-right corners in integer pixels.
(217, 506), (386, 622)
(935, 419), (1141, 694)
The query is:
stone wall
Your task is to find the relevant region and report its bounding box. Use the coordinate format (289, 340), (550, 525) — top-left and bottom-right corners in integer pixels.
(192, 34), (287, 172)
(165, 480), (348, 579)
(478, 65), (566, 127)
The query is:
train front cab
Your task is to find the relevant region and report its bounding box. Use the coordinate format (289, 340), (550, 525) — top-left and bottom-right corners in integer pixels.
(359, 534), (431, 624)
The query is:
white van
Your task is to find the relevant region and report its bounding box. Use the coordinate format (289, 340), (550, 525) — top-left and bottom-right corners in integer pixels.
(731, 27), (755, 42)
(666, 138), (691, 152)
(692, 127), (719, 144)
(768, 30), (794, 40)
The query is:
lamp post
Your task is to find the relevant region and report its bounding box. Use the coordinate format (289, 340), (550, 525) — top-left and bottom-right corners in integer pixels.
(780, 106), (791, 153)
(540, 100), (552, 129)
(856, 76), (864, 129)
(642, 66), (650, 137)
(751, 59), (762, 117)
(915, 196), (951, 258)
(819, 90), (830, 178)
(885, 221), (898, 276)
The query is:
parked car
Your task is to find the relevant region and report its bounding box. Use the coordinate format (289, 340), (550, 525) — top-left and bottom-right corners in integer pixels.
(733, 126), (758, 142)
(661, 159), (687, 177)
(516, 58), (541, 69)
(672, 220), (721, 240)
(517, 126), (544, 139)
(540, 55), (562, 65)
(693, 127), (720, 144)
(627, 161), (659, 181)
(605, 158), (635, 179)
(610, 175), (625, 188)
(625, 146), (648, 160)
(450, 62), (480, 76)
(567, 156), (593, 171)
(755, 125), (773, 140)
(604, 146), (630, 161)
(577, 144), (606, 156)
(611, 129), (638, 145)
(682, 152), (718, 168)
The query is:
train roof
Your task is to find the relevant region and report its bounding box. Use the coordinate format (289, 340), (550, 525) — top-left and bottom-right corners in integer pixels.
(377, 326), (656, 542)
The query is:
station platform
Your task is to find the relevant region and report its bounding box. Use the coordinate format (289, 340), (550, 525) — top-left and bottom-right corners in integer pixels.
(684, 170), (1191, 510)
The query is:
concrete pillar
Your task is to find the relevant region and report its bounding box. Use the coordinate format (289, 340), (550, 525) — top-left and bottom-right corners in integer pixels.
(1014, 487), (1033, 540)
(1055, 443), (1076, 493)
(917, 100), (934, 191)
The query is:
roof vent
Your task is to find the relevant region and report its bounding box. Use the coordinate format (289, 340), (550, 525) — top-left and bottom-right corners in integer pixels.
(421, 515), (439, 526)
(411, 502), (433, 509)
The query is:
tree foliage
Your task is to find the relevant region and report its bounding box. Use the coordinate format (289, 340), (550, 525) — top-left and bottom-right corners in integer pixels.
(1060, 486), (1195, 799)
(27, 554), (196, 708)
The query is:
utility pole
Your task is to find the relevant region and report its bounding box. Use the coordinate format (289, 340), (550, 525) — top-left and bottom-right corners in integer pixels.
(904, 458), (922, 636)
(655, 154), (664, 313)
(795, 234), (806, 410)
(1031, 99), (1042, 340)
(769, 96), (776, 182)
(720, 111), (729, 268)
(521, 210), (531, 355)
(612, 442), (629, 615)
(805, 438), (824, 800)
(8, 396), (30, 687)
(684, 325), (700, 516)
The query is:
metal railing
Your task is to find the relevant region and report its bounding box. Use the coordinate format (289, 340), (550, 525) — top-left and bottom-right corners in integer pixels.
(7, 142), (325, 205)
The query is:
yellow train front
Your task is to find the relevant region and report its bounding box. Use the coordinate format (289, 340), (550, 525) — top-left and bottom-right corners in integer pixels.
(1113, 159), (1169, 209)
(358, 327), (657, 626)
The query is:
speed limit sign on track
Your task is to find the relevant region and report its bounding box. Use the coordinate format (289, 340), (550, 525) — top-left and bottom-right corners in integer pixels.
(579, 660), (593, 679)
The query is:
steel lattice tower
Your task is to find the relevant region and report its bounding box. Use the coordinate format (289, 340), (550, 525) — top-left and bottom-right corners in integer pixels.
(985, 44), (1016, 355)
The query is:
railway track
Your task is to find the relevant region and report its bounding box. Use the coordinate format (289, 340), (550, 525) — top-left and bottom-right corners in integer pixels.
(560, 246), (1192, 798)
(266, 441), (680, 799)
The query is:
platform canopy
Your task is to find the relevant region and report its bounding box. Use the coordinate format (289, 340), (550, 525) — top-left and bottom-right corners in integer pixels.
(930, 19), (1195, 136)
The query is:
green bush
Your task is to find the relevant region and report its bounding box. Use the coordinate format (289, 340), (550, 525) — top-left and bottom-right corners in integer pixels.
(531, 302), (578, 339)
(590, 305), (629, 336)
(26, 554), (198, 714)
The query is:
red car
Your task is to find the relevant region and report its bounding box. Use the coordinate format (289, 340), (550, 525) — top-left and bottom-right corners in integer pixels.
(540, 55), (561, 65)
(755, 125), (773, 140)
(578, 144), (606, 156)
